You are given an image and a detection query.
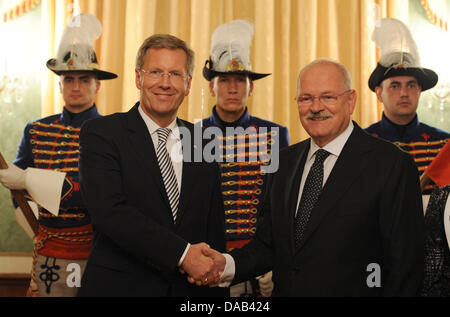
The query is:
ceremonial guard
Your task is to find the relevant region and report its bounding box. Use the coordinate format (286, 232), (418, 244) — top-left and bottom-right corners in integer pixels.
(201, 20), (289, 296)
(365, 18), (449, 194)
(0, 14), (117, 296)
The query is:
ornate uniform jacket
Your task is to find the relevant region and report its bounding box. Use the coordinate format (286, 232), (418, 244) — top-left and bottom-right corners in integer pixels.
(13, 105), (101, 259)
(202, 107), (289, 251)
(365, 114), (449, 193)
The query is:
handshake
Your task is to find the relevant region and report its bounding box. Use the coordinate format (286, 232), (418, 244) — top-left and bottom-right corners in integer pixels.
(179, 242), (227, 286)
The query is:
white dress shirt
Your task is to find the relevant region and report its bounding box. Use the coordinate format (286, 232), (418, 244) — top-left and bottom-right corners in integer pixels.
(138, 105), (183, 191)
(295, 120), (354, 215)
(138, 105), (188, 265)
(220, 120), (355, 286)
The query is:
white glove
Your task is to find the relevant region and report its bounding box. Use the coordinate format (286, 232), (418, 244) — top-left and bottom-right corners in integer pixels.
(0, 162), (65, 216)
(0, 163), (26, 190)
(257, 271), (274, 297)
(25, 167), (66, 216)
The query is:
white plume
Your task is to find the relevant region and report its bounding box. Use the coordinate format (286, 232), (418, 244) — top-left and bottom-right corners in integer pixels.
(210, 20), (254, 72)
(55, 13), (102, 69)
(372, 18), (421, 68)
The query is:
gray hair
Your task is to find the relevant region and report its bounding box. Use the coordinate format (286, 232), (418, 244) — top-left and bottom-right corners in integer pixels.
(135, 34), (195, 77)
(297, 58), (352, 97)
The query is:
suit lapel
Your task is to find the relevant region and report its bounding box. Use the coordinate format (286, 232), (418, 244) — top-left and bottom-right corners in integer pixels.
(125, 104), (173, 216)
(295, 123), (373, 251)
(173, 119), (196, 227)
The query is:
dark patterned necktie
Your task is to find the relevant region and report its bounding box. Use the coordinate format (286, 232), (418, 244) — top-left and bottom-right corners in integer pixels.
(156, 128), (179, 223)
(294, 149), (331, 248)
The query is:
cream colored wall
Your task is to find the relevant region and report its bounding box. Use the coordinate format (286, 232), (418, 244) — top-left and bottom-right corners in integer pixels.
(41, 0), (410, 145)
(0, 253), (33, 274)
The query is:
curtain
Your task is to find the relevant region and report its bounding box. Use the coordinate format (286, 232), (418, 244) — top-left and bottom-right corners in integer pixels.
(41, 0), (409, 144)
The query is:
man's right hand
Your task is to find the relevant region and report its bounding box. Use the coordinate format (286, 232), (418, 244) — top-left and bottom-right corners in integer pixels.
(180, 243), (224, 286)
(183, 245), (226, 286)
(0, 163), (26, 190)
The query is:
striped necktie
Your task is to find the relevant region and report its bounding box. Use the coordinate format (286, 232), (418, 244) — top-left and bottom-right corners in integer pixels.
(156, 128), (180, 222)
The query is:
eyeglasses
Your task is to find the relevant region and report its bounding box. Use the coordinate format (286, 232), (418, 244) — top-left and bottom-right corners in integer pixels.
(140, 69), (187, 84)
(296, 90), (351, 107)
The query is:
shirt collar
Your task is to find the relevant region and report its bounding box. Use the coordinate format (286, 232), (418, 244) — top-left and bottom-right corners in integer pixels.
(308, 120), (354, 161)
(60, 104), (99, 126)
(210, 105), (251, 129)
(138, 104), (180, 140)
(381, 112), (420, 131)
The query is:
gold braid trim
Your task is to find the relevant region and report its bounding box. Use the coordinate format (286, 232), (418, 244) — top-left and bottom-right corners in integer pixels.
(221, 149), (271, 160)
(218, 130), (277, 141)
(225, 208), (257, 215)
(222, 179), (263, 186)
(39, 212), (85, 219)
(219, 139), (274, 150)
(29, 238), (40, 297)
(393, 139), (448, 147)
(34, 158), (79, 165)
(221, 170), (265, 177)
(226, 218), (257, 224)
(222, 189), (262, 196)
(33, 122), (80, 131)
(30, 140), (79, 147)
(409, 148), (442, 155)
(29, 129), (79, 139)
(414, 157), (435, 163)
(32, 149), (79, 155)
(224, 198), (259, 205)
(54, 167), (79, 172)
(226, 228), (256, 234)
(221, 161), (268, 168)
(35, 226), (92, 251)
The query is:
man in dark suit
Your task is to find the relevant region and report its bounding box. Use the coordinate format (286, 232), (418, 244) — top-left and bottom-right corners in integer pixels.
(77, 34), (226, 296)
(200, 58), (425, 296)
